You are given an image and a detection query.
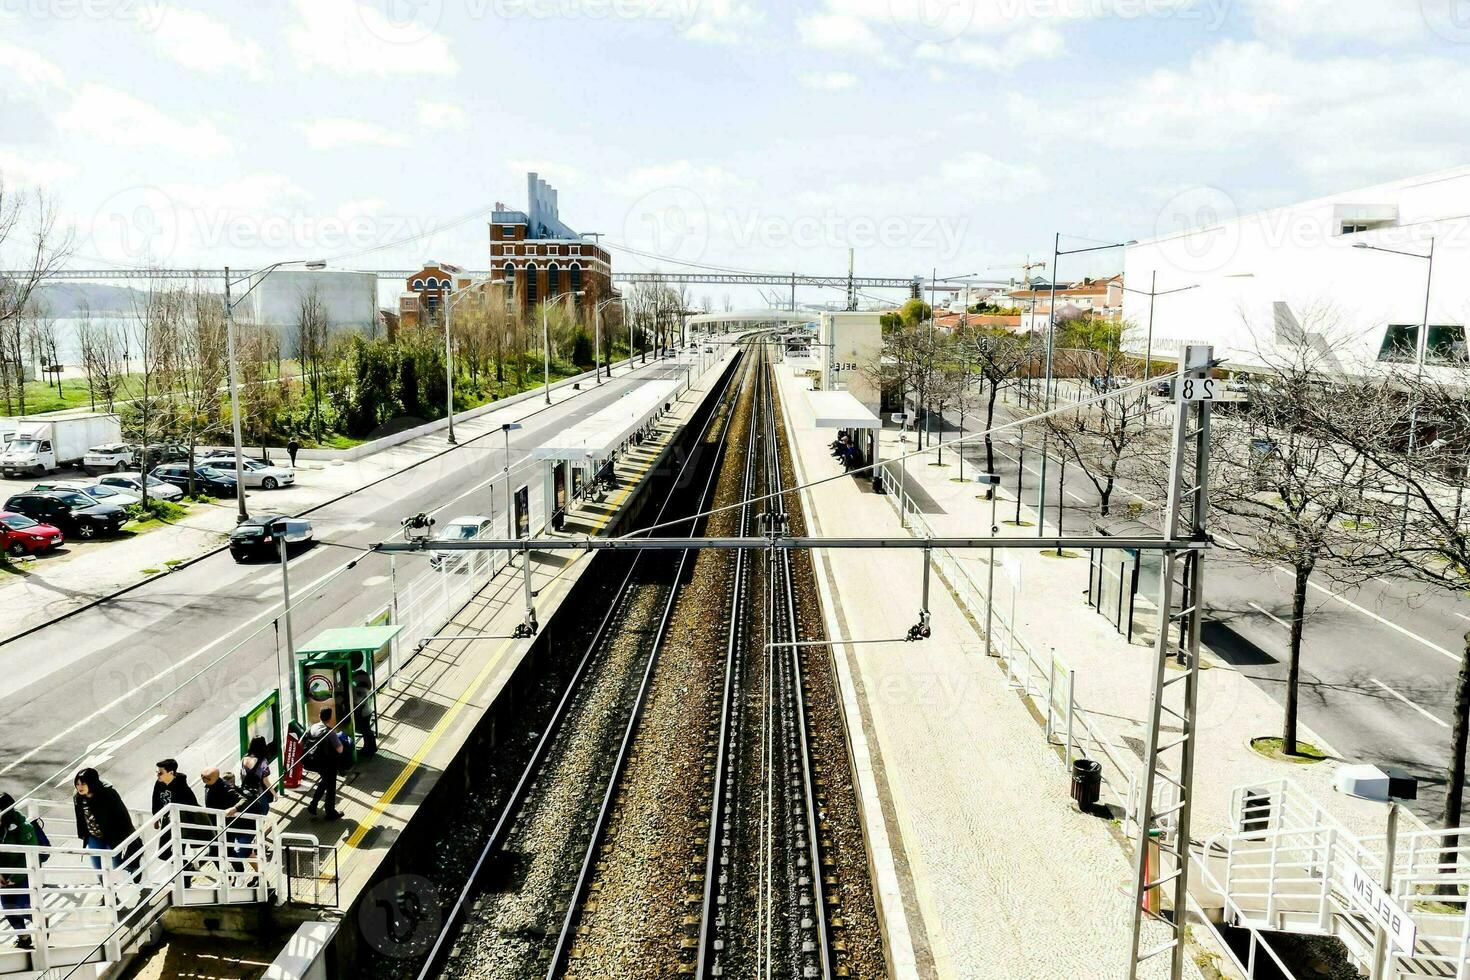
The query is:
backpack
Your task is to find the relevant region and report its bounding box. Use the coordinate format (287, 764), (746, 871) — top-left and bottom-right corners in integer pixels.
(308, 728), (338, 772)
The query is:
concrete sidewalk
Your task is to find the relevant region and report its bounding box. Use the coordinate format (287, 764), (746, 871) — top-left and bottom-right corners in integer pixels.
(0, 353), (707, 645)
(776, 365), (1204, 980)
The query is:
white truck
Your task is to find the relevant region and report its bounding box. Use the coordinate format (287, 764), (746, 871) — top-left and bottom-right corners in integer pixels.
(0, 412), (124, 476)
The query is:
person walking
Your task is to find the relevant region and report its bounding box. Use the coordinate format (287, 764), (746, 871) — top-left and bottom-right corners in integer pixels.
(0, 794), (37, 950)
(149, 760), (200, 861)
(286, 436), (300, 469)
(351, 672), (377, 756)
(306, 708), (344, 821)
(73, 769), (138, 879)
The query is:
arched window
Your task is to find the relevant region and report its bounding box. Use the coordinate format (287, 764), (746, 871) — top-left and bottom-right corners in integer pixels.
(502, 262), (514, 282)
(411, 278), (424, 289)
(570, 263), (582, 297)
(426, 277), (440, 290)
(525, 264), (538, 305)
(547, 263), (560, 296)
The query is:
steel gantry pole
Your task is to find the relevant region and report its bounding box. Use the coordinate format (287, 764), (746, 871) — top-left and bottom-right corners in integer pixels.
(1128, 344), (1213, 980)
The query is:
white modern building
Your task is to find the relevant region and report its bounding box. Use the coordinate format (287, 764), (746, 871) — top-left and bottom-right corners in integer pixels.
(817, 311), (883, 416)
(1123, 166), (1470, 374)
(245, 268), (379, 336)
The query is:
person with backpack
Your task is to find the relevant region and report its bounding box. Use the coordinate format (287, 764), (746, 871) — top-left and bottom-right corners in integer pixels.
(239, 738), (276, 818)
(73, 768), (139, 879)
(0, 793), (38, 950)
(306, 707), (344, 821)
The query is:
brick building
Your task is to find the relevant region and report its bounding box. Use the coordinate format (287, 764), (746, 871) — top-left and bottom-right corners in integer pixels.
(488, 173), (613, 317)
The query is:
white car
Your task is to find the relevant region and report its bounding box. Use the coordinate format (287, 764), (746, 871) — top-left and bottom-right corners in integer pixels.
(82, 443), (135, 474)
(97, 472), (185, 503)
(31, 480), (142, 507)
(202, 456), (296, 490)
(430, 515), (494, 570)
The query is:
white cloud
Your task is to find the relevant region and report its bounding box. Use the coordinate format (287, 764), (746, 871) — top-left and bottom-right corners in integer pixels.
(916, 24), (1065, 69)
(0, 147), (78, 188)
(300, 118), (410, 151)
(418, 101), (468, 132)
(796, 12), (885, 55)
(938, 152), (1050, 198)
(1004, 41), (1470, 190)
(1239, 0), (1435, 45)
(680, 0), (763, 44)
(0, 41), (65, 92)
(288, 0), (458, 77)
(157, 173), (309, 212)
(625, 160), (750, 194)
(143, 8), (267, 80)
(799, 71), (858, 91)
(59, 85), (232, 157)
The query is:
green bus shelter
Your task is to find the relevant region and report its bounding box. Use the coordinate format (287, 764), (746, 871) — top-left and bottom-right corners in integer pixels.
(295, 624), (401, 765)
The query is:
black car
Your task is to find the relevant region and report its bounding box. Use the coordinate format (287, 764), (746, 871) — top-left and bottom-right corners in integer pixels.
(3, 491), (127, 540)
(229, 515), (314, 562)
(150, 463), (238, 497)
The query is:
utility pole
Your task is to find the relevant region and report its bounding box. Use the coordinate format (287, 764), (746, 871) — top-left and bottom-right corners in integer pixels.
(222, 267), (249, 524)
(846, 248), (856, 311)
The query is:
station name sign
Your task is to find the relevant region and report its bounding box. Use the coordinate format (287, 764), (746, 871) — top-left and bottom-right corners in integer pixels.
(1342, 856), (1416, 954)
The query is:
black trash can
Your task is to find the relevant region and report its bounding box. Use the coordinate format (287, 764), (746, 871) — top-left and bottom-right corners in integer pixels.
(1071, 758), (1102, 810)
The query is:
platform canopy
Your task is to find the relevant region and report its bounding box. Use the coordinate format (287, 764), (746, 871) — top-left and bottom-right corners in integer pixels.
(533, 378), (682, 463)
(807, 390), (881, 430)
(296, 625), (402, 656)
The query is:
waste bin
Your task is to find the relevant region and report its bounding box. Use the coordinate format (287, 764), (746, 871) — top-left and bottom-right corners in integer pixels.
(1071, 758), (1102, 809)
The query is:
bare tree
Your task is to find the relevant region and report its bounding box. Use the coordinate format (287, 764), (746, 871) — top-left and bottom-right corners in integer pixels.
(294, 288), (331, 441)
(77, 313), (125, 413)
(1206, 333), (1387, 756)
(0, 177), (73, 363)
(1044, 318), (1158, 516)
(956, 326), (1036, 479)
(1318, 361), (1470, 830)
(175, 287), (228, 497)
(126, 283), (184, 507)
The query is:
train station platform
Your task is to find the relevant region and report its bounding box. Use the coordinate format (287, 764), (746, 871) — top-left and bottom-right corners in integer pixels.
(772, 365), (1208, 980)
(78, 347), (739, 980)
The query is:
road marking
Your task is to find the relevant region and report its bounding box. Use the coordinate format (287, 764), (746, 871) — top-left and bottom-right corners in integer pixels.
(1248, 601), (1290, 630)
(1299, 578), (1460, 661)
(1371, 678), (1450, 729)
(988, 444), (1087, 503)
(77, 712), (169, 771)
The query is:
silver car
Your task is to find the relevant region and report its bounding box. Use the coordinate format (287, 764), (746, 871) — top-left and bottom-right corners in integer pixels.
(202, 456), (296, 490)
(97, 472), (185, 502)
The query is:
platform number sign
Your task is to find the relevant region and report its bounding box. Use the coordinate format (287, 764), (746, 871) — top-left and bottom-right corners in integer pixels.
(1178, 376), (1218, 402)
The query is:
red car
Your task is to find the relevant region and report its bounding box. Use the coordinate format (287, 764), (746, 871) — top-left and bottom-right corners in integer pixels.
(0, 511), (64, 557)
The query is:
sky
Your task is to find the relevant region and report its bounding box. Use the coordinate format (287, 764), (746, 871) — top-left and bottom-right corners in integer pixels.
(2, 0), (1469, 309)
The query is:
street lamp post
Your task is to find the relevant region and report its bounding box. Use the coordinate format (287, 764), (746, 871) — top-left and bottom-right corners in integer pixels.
(441, 281), (493, 445)
(594, 296), (621, 384)
(223, 259), (325, 523)
(1036, 236), (1134, 537)
(1354, 239), (1436, 541)
(1118, 277), (1200, 384)
(501, 422), (522, 541)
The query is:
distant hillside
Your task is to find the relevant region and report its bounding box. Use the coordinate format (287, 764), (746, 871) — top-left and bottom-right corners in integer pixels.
(30, 282), (153, 317)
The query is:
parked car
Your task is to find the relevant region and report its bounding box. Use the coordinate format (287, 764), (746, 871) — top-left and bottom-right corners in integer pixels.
(0, 511), (64, 557)
(97, 472), (185, 502)
(82, 443), (135, 474)
(31, 480), (142, 507)
(150, 464), (238, 498)
(430, 514), (494, 570)
(3, 491), (127, 540)
(228, 515), (314, 562)
(199, 454), (295, 489)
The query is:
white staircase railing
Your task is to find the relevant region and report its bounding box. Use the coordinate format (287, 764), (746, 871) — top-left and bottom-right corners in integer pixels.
(1202, 778), (1470, 980)
(0, 799), (277, 976)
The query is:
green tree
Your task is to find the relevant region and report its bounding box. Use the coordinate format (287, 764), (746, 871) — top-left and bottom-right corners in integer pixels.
(899, 298), (931, 328)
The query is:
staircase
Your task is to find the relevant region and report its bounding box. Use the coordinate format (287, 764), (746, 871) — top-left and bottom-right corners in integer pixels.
(0, 799), (279, 976)
(1196, 779), (1470, 979)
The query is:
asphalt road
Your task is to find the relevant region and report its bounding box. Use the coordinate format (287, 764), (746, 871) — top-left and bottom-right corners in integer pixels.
(936, 396), (1470, 824)
(0, 355), (706, 810)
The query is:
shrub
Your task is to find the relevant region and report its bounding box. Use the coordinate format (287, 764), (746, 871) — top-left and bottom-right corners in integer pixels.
(127, 498), (188, 524)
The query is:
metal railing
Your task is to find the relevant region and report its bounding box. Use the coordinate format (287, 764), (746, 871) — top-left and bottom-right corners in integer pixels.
(0, 800), (277, 975)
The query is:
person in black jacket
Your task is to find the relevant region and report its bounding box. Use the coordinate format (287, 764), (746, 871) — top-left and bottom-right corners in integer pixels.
(200, 768), (249, 873)
(73, 768), (138, 878)
(150, 759), (200, 861)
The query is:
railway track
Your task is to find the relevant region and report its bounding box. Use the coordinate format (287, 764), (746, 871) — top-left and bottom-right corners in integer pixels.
(418, 347), (748, 980)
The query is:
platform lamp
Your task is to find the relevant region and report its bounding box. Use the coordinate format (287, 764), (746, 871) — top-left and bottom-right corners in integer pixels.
(1036, 236), (1134, 537)
(1334, 765), (1419, 979)
(501, 422), (523, 542)
(975, 473), (1002, 657)
(223, 259), (326, 523)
